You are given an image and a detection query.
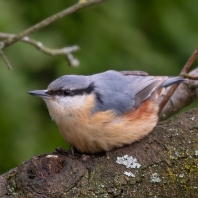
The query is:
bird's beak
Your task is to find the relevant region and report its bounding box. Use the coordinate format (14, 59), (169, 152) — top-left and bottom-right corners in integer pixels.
(28, 90), (50, 99)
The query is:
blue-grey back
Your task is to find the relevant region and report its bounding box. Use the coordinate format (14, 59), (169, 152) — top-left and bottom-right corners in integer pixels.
(91, 70), (164, 114)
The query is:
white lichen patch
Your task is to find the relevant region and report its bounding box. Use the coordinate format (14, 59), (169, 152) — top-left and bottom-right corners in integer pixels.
(124, 171), (135, 177)
(116, 155), (141, 168)
(190, 117), (195, 121)
(150, 173), (161, 183)
(168, 128), (178, 132)
(175, 151), (179, 157)
(195, 150), (198, 156)
(178, 173), (184, 178)
(46, 154), (58, 158)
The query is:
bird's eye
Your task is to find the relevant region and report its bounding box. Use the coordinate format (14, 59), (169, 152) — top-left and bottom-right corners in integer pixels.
(64, 89), (71, 96)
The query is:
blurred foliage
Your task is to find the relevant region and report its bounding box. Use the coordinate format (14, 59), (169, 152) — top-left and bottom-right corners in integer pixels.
(0, 0), (198, 174)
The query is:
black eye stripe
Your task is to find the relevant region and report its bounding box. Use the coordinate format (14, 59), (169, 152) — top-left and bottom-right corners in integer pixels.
(47, 82), (94, 97)
(46, 89), (73, 96)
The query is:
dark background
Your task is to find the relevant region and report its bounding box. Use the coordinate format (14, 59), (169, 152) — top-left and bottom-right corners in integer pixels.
(0, 0), (198, 174)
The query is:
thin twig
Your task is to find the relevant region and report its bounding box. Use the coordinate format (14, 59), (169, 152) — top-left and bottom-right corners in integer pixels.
(64, 52), (80, 67)
(0, 0), (107, 49)
(23, 36), (80, 56)
(159, 47), (198, 113)
(180, 73), (198, 80)
(0, 33), (80, 67)
(0, 50), (12, 70)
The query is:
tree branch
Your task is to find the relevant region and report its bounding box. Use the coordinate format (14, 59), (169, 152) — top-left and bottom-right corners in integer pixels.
(0, 0), (107, 68)
(0, 50), (12, 70)
(1, 109), (198, 197)
(159, 47), (198, 112)
(159, 68), (198, 120)
(181, 73), (198, 80)
(0, 0), (107, 49)
(0, 33), (80, 67)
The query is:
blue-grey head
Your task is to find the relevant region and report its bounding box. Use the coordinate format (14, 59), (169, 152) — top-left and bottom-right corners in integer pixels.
(28, 71), (139, 118)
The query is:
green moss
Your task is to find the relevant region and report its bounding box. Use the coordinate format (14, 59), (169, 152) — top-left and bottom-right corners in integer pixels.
(166, 167), (176, 182)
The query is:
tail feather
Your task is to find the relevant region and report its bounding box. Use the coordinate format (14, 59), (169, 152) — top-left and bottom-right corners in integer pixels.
(159, 77), (185, 88)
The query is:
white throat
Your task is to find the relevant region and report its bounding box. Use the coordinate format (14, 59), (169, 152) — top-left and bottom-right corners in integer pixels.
(44, 95), (87, 123)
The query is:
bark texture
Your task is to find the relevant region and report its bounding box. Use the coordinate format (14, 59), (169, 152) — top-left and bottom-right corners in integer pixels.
(0, 109), (198, 198)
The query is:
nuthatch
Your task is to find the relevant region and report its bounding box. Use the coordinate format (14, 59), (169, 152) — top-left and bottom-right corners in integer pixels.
(28, 70), (184, 153)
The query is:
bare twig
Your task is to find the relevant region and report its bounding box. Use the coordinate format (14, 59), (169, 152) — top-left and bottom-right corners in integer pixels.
(0, 51), (12, 70)
(0, 33), (80, 67)
(0, 0), (107, 68)
(159, 47), (198, 113)
(64, 52), (80, 67)
(180, 73), (198, 80)
(159, 67), (198, 120)
(0, 0), (107, 49)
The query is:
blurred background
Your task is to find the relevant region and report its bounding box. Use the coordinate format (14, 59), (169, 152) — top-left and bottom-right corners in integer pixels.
(0, 0), (198, 174)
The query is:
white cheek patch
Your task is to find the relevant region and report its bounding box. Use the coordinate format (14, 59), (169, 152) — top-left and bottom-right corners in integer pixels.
(55, 95), (87, 109)
(44, 95), (87, 122)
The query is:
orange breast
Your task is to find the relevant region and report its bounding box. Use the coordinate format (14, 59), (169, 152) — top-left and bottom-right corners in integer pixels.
(52, 94), (160, 153)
